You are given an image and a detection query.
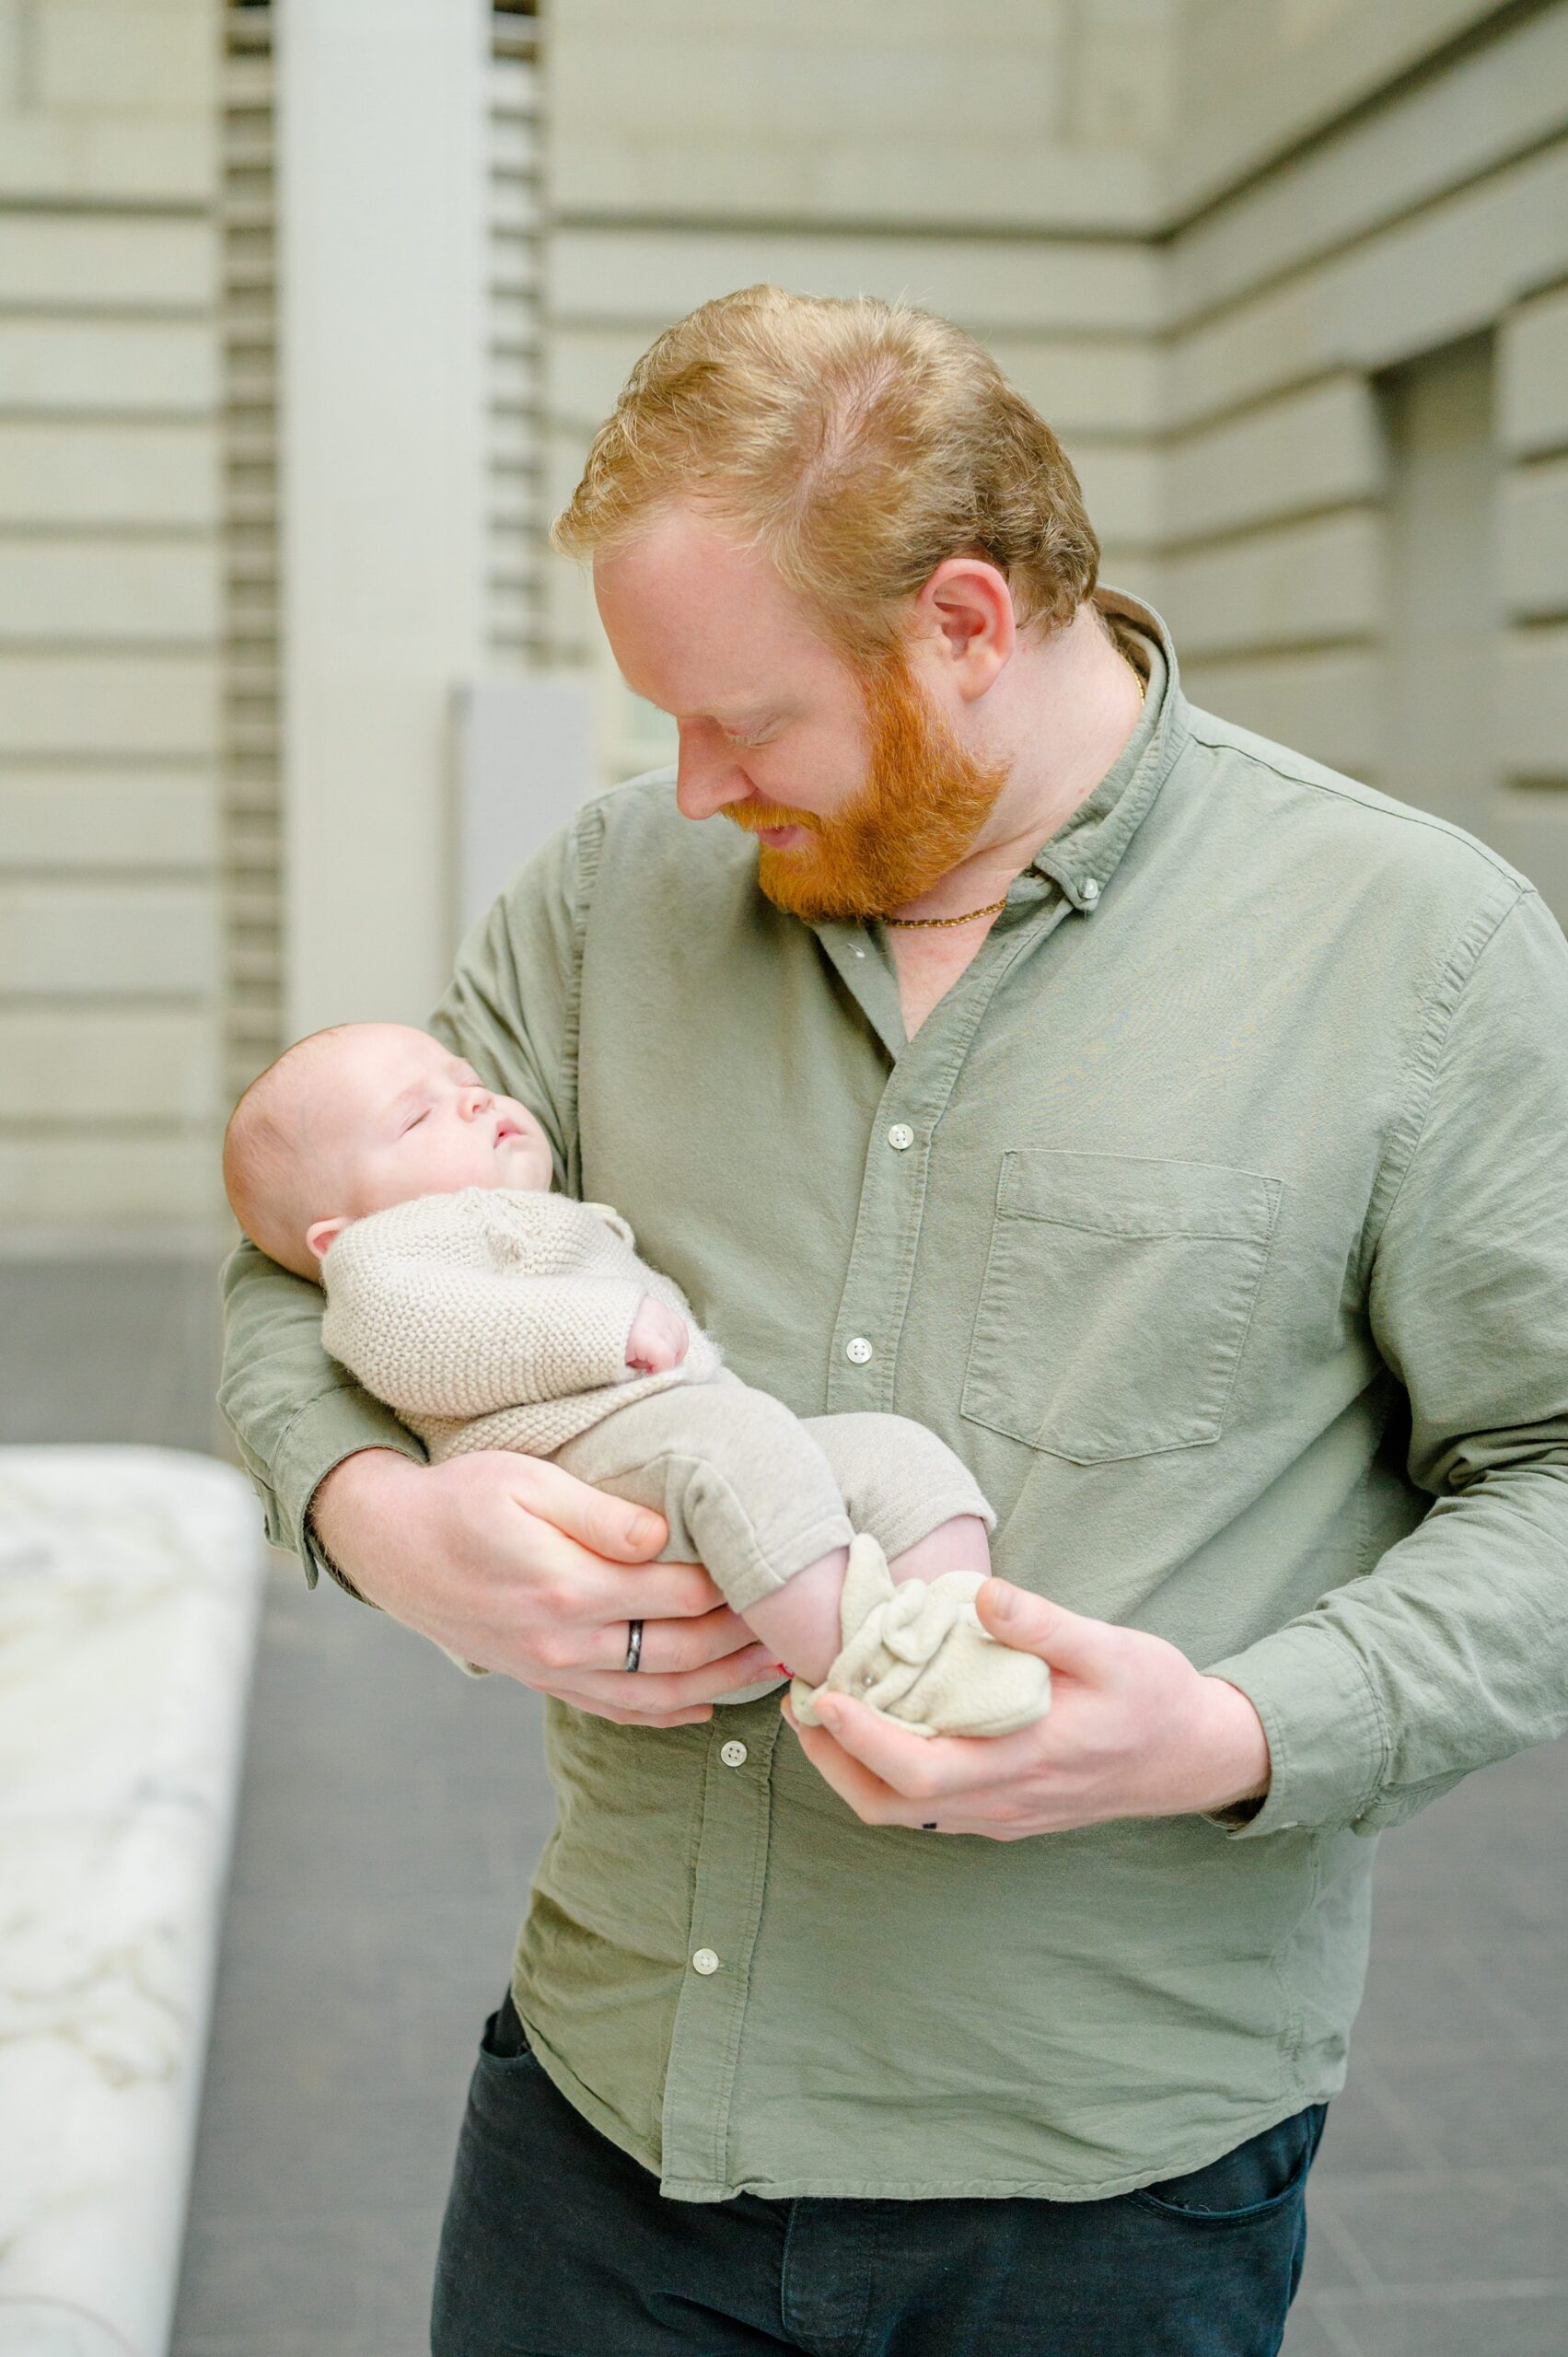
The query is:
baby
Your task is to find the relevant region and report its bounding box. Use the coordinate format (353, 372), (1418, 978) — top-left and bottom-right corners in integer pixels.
(223, 1022), (1049, 1737)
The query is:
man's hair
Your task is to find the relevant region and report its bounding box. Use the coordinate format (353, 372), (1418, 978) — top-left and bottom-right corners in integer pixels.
(222, 1027), (348, 1281)
(551, 284), (1099, 661)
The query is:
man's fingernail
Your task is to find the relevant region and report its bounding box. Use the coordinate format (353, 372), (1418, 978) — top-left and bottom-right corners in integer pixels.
(987, 1582), (1019, 1623)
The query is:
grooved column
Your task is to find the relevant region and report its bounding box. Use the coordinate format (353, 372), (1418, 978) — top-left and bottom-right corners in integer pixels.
(278, 0), (488, 1036)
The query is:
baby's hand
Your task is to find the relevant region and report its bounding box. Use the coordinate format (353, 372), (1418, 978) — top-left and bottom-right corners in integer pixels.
(625, 1295), (690, 1376)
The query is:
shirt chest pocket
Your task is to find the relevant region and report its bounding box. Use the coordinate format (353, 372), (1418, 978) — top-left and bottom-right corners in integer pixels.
(961, 1150), (1283, 1463)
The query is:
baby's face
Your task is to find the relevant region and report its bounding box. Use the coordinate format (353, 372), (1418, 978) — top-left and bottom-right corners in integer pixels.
(299, 1025), (552, 1258)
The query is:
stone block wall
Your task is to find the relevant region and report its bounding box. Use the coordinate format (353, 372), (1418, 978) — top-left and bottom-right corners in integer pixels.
(1161, 1), (1568, 915)
(0, 0), (223, 1231)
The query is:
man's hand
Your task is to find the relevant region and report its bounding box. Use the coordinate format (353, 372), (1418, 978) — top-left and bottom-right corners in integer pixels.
(782, 1579), (1271, 1837)
(312, 1447), (773, 1725)
(625, 1295), (690, 1375)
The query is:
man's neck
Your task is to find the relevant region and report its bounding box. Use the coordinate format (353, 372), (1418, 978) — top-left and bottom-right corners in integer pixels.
(884, 603), (1145, 925)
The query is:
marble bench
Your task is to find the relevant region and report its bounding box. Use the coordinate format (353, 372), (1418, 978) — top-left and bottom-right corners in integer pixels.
(0, 1448), (267, 2357)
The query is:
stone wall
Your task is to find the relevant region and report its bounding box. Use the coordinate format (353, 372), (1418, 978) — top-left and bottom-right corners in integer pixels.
(4, 1), (1564, 1235)
(1161, 0), (1568, 914)
(0, 0), (223, 1231)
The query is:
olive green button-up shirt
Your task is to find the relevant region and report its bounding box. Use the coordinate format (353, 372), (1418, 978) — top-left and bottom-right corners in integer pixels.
(220, 592), (1568, 2202)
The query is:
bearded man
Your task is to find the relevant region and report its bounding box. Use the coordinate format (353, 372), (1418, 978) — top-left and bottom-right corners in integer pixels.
(221, 285), (1568, 2357)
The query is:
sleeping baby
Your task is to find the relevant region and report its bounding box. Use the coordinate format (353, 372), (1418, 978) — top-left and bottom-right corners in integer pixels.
(222, 1022), (1049, 1737)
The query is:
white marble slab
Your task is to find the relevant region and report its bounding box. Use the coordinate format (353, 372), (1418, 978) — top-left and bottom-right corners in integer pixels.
(0, 1449), (267, 2357)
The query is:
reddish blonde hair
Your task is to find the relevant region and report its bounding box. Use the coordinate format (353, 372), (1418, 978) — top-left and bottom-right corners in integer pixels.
(552, 284), (1099, 660)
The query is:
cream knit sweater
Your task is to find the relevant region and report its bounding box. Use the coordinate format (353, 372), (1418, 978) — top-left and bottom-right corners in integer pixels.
(319, 1187), (722, 1461)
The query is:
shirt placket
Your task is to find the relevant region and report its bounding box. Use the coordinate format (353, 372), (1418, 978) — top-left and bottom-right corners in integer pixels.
(656, 1706), (786, 2198)
(820, 889), (1075, 1416)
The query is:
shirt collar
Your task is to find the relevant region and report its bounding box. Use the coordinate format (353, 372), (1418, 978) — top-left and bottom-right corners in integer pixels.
(1019, 585), (1188, 917)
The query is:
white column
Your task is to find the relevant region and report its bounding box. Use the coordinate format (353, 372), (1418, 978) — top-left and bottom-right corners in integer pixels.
(278, 0), (488, 1037)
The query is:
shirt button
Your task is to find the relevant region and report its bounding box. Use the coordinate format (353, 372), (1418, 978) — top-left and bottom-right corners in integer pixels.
(1081, 877), (1100, 902)
(691, 1947), (721, 1976)
(887, 1122), (914, 1151)
(720, 1739), (748, 1768)
(845, 1336), (874, 1365)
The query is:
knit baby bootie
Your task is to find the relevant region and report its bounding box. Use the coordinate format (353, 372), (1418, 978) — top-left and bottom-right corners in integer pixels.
(791, 1533), (1050, 1738)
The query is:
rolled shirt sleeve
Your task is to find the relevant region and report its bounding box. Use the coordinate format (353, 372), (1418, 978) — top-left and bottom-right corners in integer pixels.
(216, 807), (599, 1585)
(218, 1238), (427, 1586)
(1206, 883), (1568, 1837)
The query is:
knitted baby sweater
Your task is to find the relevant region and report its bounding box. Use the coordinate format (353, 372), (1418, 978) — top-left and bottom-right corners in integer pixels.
(319, 1187), (722, 1461)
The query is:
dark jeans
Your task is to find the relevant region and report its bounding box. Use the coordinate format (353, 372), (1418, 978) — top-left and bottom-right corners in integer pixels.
(432, 1991), (1328, 2357)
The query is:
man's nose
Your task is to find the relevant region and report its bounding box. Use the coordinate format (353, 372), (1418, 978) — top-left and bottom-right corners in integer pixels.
(675, 724), (748, 821)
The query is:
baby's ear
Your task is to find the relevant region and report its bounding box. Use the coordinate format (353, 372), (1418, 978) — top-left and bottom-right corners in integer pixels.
(306, 1215), (351, 1262)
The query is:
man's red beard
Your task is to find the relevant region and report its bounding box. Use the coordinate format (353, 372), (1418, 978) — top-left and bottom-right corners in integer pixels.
(724, 655), (1011, 923)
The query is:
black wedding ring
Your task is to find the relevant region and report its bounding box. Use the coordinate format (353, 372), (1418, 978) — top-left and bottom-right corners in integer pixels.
(623, 1619), (645, 1673)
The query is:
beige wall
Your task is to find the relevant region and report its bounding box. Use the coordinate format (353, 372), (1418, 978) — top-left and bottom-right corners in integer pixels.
(1167, 0), (1516, 212)
(5, 0), (1563, 1237)
(1160, 0), (1568, 917)
(0, 0), (223, 1231)
(549, 0), (1172, 232)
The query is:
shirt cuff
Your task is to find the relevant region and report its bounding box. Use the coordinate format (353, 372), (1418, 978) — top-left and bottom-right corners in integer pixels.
(1200, 1620), (1389, 1840)
(272, 1382), (427, 1590)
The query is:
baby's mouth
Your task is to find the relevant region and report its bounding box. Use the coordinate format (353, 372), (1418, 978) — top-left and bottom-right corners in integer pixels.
(494, 1118), (522, 1145)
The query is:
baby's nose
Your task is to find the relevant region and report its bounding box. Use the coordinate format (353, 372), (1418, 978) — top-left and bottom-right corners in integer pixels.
(459, 1086), (493, 1118)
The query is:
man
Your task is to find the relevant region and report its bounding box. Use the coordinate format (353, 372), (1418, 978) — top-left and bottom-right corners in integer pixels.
(220, 286), (1568, 2356)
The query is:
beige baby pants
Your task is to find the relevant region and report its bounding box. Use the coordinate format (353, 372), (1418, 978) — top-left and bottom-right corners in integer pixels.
(552, 1366), (993, 1620)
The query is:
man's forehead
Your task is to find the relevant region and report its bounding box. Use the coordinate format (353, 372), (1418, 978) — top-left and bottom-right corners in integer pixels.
(593, 507), (835, 714)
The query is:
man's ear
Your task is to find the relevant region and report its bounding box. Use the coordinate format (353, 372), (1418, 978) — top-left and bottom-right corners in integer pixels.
(914, 555), (1015, 702)
(306, 1215), (351, 1261)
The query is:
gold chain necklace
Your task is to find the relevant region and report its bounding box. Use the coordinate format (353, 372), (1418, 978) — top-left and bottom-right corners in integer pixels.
(881, 647), (1145, 930)
(883, 895), (1009, 930)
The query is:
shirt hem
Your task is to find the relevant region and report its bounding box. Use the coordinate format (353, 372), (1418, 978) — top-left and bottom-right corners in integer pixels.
(514, 2009), (1345, 2206)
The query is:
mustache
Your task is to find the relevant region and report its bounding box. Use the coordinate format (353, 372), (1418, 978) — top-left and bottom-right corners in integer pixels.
(722, 800), (820, 835)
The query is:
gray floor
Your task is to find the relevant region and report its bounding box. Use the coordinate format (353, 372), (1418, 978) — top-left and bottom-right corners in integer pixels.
(9, 1250), (1564, 2354)
(168, 1557), (1568, 2357)
(170, 1560), (548, 2356)
(0, 1245), (226, 1455)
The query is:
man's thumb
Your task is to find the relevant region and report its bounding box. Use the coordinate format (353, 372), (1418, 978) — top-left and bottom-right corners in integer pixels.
(978, 1581), (1111, 1678)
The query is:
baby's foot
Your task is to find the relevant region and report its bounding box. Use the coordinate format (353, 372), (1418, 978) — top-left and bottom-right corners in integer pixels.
(791, 1534), (1050, 1739)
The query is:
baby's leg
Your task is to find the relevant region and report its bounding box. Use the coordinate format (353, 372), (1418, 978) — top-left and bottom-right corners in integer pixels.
(796, 1411), (995, 1583)
(552, 1376), (855, 1685)
(789, 1414), (1046, 1742)
(743, 1412), (998, 1676)
(887, 1515), (991, 1585)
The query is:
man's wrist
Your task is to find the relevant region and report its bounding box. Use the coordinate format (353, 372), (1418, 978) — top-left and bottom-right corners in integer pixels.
(308, 1447), (424, 1605)
(1183, 1675), (1272, 1817)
